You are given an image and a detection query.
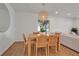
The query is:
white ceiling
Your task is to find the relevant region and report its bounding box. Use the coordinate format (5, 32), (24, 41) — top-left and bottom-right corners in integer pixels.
(10, 3), (79, 18)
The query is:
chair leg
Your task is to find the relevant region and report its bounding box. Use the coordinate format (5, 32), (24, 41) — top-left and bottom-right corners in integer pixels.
(59, 43), (60, 51)
(36, 47), (37, 56)
(55, 46), (57, 53)
(33, 45), (35, 55)
(48, 46), (49, 56)
(57, 43), (60, 52)
(24, 45), (26, 55)
(57, 43), (59, 51)
(46, 47), (48, 56)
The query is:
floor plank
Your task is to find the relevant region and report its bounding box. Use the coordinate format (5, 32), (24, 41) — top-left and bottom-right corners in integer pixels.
(2, 42), (79, 56)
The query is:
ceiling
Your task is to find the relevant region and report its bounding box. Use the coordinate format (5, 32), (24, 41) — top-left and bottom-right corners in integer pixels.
(10, 3), (79, 18)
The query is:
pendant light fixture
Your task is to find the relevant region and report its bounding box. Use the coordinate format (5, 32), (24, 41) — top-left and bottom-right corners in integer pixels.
(38, 3), (48, 22)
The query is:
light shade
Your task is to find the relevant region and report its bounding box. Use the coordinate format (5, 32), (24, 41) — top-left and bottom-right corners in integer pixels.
(38, 10), (48, 21)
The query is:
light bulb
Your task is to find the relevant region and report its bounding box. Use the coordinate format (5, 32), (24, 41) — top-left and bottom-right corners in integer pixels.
(56, 11), (59, 14)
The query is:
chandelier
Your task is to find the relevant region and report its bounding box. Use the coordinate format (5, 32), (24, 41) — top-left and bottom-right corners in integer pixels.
(38, 3), (48, 21)
(39, 10), (48, 21)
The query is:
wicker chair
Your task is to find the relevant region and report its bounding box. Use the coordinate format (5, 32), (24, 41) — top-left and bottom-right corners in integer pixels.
(48, 34), (58, 55)
(35, 35), (48, 56)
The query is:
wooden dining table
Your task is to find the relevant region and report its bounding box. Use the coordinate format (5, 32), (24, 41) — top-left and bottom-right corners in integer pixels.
(27, 33), (60, 56)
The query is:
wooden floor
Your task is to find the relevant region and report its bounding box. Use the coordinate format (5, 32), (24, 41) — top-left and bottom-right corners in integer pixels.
(2, 42), (79, 56)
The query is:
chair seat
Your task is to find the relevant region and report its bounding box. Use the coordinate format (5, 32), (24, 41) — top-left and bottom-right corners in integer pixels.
(48, 42), (57, 46)
(37, 44), (47, 48)
(48, 44), (57, 47)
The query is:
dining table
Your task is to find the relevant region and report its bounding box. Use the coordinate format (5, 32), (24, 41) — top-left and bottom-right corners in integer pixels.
(27, 33), (60, 56)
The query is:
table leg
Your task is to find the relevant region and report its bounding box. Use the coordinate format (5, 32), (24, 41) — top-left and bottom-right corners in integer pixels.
(28, 38), (31, 56)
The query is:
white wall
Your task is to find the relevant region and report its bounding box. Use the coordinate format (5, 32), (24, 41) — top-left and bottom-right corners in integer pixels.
(49, 16), (74, 33)
(0, 4), (16, 55)
(0, 9), (10, 32)
(15, 12), (38, 41)
(73, 18), (79, 33)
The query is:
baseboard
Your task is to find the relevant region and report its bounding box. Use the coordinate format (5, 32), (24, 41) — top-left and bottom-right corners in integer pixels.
(61, 44), (79, 53)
